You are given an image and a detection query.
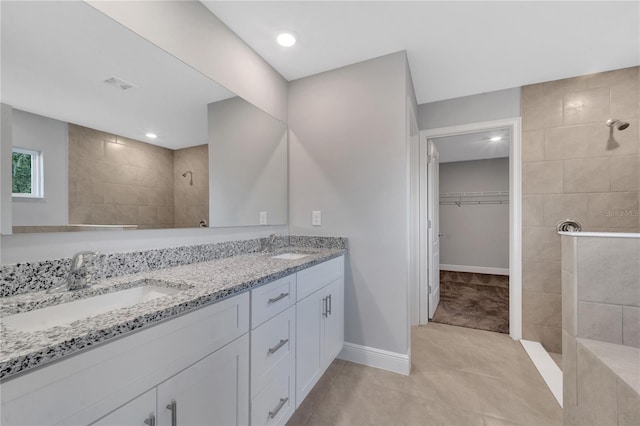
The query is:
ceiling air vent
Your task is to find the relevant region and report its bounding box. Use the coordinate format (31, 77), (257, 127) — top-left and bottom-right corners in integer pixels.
(103, 76), (136, 91)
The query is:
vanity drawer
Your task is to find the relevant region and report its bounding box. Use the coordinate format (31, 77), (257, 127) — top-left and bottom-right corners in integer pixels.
(251, 274), (296, 329)
(250, 359), (295, 426)
(296, 256), (344, 301)
(251, 305), (295, 398)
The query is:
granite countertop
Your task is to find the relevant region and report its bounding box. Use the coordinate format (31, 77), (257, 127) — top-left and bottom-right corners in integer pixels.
(0, 247), (346, 380)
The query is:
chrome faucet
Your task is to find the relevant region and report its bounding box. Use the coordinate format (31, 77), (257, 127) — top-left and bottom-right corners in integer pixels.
(261, 234), (279, 253)
(47, 251), (100, 293)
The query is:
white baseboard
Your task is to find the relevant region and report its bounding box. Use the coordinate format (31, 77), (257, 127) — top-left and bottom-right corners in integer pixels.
(520, 339), (563, 408)
(440, 264), (509, 276)
(338, 342), (410, 376)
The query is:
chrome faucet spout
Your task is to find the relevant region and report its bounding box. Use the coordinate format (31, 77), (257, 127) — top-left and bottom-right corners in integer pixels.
(48, 251), (100, 293)
(261, 234), (279, 253)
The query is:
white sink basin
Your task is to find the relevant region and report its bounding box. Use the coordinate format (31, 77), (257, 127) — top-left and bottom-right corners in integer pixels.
(2, 285), (179, 332)
(271, 253), (310, 260)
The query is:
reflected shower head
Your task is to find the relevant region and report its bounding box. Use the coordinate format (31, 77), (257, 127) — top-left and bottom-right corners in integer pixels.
(182, 170), (194, 185)
(606, 119), (630, 130)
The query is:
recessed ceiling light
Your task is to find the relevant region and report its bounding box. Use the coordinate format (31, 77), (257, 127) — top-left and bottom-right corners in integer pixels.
(490, 136), (502, 142)
(276, 32), (296, 47)
(146, 133), (157, 139)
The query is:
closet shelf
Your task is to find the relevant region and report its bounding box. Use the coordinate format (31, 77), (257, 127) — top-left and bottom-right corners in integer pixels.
(439, 191), (509, 206)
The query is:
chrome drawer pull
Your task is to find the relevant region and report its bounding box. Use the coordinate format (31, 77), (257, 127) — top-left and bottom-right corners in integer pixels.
(144, 414), (156, 426)
(322, 296), (328, 318)
(268, 338), (289, 355)
(268, 292), (289, 304)
(268, 397), (289, 419)
(328, 294), (332, 316)
(166, 400), (177, 426)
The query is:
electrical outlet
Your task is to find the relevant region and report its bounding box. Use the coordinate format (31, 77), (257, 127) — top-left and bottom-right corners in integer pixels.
(312, 210), (321, 226)
(259, 211), (268, 225)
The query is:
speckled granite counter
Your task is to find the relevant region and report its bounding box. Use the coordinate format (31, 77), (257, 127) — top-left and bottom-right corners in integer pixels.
(0, 247), (346, 380)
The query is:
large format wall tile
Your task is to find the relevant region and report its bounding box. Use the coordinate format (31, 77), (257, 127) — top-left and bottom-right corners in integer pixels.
(522, 161), (563, 194)
(577, 237), (640, 306)
(563, 158), (610, 193)
(521, 67), (640, 353)
(575, 343), (618, 426)
(563, 87), (610, 126)
(523, 259), (561, 294)
(577, 301), (623, 344)
(622, 306), (640, 348)
(69, 124), (175, 228)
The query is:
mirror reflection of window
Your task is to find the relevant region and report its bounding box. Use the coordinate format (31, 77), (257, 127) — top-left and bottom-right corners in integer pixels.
(11, 147), (43, 198)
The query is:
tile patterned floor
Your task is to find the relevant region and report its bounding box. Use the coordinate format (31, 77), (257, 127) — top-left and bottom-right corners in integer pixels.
(432, 272), (509, 334)
(287, 323), (562, 426)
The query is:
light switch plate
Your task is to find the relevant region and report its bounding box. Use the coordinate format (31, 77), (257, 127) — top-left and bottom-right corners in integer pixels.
(259, 211), (268, 225)
(312, 210), (321, 226)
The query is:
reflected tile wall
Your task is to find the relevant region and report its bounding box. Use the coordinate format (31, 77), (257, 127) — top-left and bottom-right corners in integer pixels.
(68, 124), (174, 228)
(522, 66), (640, 353)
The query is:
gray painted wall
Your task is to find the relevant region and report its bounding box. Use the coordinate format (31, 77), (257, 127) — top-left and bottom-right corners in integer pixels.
(439, 158), (509, 270)
(208, 97), (288, 227)
(87, 1), (288, 123)
(289, 52), (411, 355)
(12, 110), (68, 227)
(418, 87), (521, 130)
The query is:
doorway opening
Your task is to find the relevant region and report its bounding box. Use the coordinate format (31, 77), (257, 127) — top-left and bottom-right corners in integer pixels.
(413, 118), (522, 340)
(430, 129), (510, 333)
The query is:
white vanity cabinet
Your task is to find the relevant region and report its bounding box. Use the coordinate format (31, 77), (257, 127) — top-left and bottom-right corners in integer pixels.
(0, 254), (345, 426)
(1, 292), (250, 426)
(91, 389), (157, 426)
(156, 334), (249, 426)
(295, 256), (344, 408)
(92, 335), (250, 426)
(250, 275), (297, 426)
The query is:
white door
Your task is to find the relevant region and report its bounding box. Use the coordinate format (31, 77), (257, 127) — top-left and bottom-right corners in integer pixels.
(157, 334), (249, 426)
(427, 140), (441, 319)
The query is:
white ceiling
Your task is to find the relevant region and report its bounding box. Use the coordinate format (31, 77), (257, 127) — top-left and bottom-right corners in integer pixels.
(203, 1), (640, 104)
(1, 1), (234, 150)
(432, 128), (510, 163)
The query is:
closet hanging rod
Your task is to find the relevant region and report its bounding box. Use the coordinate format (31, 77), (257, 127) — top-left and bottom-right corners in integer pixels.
(440, 200), (509, 206)
(440, 191), (509, 198)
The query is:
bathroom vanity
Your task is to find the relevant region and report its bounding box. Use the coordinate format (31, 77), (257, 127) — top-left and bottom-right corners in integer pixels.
(0, 249), (345, 426)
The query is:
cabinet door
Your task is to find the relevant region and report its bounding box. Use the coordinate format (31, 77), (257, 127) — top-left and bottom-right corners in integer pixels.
(91, 388), (156, 426)
(157, 334), (249, 426)
(323, 277), (344, 368)
(295, 289), (324, 408)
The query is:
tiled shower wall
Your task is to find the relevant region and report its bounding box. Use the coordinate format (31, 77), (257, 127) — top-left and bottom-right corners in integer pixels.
(173, 144), (209, 228)
(521, 66), (640, 353)
(68, 124), (175, 229)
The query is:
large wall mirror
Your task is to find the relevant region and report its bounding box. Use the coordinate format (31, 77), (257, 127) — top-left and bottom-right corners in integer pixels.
(1, 1), (288, 233)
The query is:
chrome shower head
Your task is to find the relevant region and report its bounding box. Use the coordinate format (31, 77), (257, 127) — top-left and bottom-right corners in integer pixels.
(606, 119), (630, 131)
(181, 170), (194, 185)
